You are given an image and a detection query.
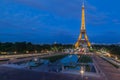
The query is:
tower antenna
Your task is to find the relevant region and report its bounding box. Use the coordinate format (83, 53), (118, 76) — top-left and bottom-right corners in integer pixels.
(82, 0), (85, 7)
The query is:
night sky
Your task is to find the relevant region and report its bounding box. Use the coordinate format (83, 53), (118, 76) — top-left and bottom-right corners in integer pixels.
(0, 0), (120, 44)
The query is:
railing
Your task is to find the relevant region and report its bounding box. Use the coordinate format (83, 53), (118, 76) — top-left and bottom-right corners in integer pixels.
(100, 56), (120, 68)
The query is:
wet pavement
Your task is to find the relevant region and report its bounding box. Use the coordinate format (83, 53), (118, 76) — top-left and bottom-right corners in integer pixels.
(93, 55), (120, 80)
(0, 66), (102, 80)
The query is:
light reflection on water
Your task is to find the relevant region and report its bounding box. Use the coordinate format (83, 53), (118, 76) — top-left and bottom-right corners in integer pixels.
(59, 54), (96, 72)
(60, 54), (78, 64)
(9, 54), (96, 72)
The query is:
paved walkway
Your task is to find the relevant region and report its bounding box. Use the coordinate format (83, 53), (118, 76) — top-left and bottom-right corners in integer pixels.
(0, 53), (65, 64)
(0, 66), (76, 80)
(93, 55), (120, 80)
(61, 70), (100, 77)
(0, 66), (102, 80)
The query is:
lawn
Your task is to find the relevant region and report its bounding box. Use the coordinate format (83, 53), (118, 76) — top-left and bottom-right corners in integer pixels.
(78, 55), (93, 63)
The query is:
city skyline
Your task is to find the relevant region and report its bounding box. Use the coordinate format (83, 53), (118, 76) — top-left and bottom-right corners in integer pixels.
(0, 0), (120, 44)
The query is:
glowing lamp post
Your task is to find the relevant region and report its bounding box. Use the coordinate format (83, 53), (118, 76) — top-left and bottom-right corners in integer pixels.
(26, 51), (29, 54)
(14, 51), (17, 54)
(35, 50), (37, 53)
(80, 66), (85, 80)
(115, 56), (118, 60)
(34, 58), (38, 62)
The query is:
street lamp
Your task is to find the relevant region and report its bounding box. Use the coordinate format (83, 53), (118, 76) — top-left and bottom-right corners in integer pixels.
(35, 50), (37, 53)
(14, 51), (17, 54)
(115, 56), (118, 60)
(26, 51), (29, 54)
(80, 66), (85, 80)
(34, 58), (38, 62)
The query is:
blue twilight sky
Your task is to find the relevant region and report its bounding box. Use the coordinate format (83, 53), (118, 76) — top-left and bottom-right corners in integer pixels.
(0, 0), (120, 44)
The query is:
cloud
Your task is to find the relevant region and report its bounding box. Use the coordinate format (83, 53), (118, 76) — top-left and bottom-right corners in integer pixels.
(86, 13), (108, 25)
(112, 19), (120, 24)
(10, 0), (80, 18)
(1, 0), (116, 26)
(10, 0), (109, 25)
(106, 31), (119, 34)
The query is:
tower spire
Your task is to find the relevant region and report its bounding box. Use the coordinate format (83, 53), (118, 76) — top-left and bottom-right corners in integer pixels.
(81, 0), (85, 30)
(82, 0), (84, 7)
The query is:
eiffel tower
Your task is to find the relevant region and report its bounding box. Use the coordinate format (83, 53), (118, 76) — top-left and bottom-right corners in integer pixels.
(75, 3), (91, 48)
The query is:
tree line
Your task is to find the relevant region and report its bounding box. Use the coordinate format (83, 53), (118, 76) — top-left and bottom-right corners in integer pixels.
(0, 42), (120, 56)
(93, 44), (120, 56)
(0, 42), (73, 54)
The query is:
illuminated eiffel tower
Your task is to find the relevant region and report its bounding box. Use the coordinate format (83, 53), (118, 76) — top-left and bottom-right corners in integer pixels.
(75, 3), (91, 48)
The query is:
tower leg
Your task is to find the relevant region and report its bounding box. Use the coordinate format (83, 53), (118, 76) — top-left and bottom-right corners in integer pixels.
(84, 34), (91, 47)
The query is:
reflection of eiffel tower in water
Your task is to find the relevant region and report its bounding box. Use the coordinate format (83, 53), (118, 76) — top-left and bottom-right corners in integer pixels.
(75, 3), (91, 49)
